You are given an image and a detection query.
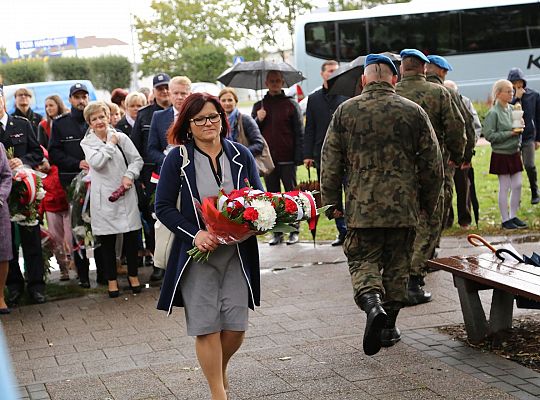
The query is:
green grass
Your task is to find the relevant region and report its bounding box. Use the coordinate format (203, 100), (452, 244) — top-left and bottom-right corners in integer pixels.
(293, 145), (540, 242)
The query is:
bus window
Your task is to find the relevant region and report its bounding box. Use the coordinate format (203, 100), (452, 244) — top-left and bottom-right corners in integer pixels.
(337, 20), (367, 62)
(461, 4), (540, 53)
(369, 11), (460, 56)
(305, 21), (336, 59)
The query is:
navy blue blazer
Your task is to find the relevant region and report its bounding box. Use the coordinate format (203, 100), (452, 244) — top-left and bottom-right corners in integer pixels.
(147, 107), (174, 169)
(155, 139), (264, 315)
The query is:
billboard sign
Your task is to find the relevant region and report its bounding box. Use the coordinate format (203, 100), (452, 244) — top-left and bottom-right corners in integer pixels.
(16, 36), (77, 51)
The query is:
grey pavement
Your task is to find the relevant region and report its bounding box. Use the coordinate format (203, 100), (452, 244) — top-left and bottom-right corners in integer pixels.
(2, 234), (540, 400)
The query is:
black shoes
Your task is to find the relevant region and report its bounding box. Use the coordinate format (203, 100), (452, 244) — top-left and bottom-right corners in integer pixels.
(502, 217), (528, 229)
(144, 256), (154, 267)
(406, 275), (432, 306)
(29, 290), (46, 304)
(150, 267), (165, 281)
(331, 233), (346, 247)
(128, 277), (142, 294)
(358, 292), (388, 356)
(286, 232), (299, 245)
(380, 309), (401, 347)
(0, 307), (11, 315)
(78, 281), (91, 289)
(269, 233), (283, 246)
(7, 288), (22, 306)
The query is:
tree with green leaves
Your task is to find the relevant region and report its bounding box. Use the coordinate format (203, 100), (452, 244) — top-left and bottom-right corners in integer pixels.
(0, 60), (46, 85)
(90, 56), (132, 91)
(135, 0), (239, 77)
(238, 0), (313, 57)
(49, 57), (91, 81)
(328, 0), (410, 11)
(176, 44), (228, 82)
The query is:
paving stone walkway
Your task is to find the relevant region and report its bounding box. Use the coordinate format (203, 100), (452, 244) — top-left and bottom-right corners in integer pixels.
(2, 235), (540, 399)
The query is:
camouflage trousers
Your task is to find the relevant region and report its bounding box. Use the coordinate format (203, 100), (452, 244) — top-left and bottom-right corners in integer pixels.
(344, 227), (416, 311)
(410, 189), (444, 278)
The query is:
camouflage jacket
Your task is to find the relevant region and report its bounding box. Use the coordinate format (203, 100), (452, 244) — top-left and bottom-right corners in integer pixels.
(396, 74), (466, 164)
(427, 74), (476, 163)
(320, 81), (444, 228)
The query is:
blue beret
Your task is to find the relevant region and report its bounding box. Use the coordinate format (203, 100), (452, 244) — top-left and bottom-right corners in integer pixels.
(400, 49), (430, 64)
(427, 55), (453, 71)
(365, 54), (398, 75)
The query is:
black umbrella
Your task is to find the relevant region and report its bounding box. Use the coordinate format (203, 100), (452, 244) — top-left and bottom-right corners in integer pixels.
(217, 60), (306, 91)
(327, 52), (401, 97)
(468, 167), (480, 227)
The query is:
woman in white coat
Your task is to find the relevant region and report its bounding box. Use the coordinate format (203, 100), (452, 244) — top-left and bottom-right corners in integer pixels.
(81, 102), (144, 297)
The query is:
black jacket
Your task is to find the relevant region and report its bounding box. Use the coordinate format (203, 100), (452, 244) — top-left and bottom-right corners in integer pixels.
(115, 115), (133, 137)
(508, 68), (540, 143)
(0, 115), (43, 168)
(12, 107), (43, 138)
(48, 108), (88, 188)
(303, 87), (348, 167)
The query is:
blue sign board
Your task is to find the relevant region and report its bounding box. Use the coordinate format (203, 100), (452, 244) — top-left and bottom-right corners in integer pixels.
(16, 36), (77, 51)
(233, 56), (244, 65)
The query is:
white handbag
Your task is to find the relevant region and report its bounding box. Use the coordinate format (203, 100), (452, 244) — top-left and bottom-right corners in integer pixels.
(154, 145), (188, 270)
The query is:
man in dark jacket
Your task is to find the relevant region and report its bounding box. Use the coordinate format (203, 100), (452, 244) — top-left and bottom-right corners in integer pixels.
(303, 60), (348, 246)
(0, 87), (46, 305)
(252, 70), (304, 245)
(131, 73), (172, 281)
(11, 88), (43, 138)
(48, 83), (100, 288)
(508, 68), (540, 204)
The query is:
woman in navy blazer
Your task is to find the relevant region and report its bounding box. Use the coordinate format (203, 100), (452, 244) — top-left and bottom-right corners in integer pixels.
(155, 92), (263, 400)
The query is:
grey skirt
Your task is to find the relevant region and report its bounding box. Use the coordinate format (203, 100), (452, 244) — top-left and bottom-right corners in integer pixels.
(180, 245), (249, 336)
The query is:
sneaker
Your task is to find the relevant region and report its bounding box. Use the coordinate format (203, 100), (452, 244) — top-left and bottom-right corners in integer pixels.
(511, 217), (528, 229)
(532, 195), (540, 205)
(501, 220), (518, 230)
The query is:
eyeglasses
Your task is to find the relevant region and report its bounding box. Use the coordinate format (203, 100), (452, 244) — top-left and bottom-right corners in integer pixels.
(190, 113), (221, 126)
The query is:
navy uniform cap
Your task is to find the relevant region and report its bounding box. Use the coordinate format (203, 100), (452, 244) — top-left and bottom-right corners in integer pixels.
(365, 54), (398, 75)
(400, 49), (430, 64)
(427, 55), (453, 71)
(69, 83), (89, 97)
(153, 73), (171, 88)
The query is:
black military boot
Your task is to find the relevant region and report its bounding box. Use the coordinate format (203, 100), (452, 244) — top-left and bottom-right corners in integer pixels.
(269, 233), (283, 246)
(358, 292), (388, 356)
(407, 275), (432, 305)
(380, 309), (401, 347)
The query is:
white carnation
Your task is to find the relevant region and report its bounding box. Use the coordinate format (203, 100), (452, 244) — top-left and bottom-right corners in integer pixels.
(10, 214), (26, 222)
(249, 198), (276, 231)
(36, 188), (46, 200)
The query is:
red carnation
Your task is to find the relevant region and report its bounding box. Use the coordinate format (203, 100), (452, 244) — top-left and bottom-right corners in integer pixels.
(243, 207), (259, 221)
(285, 199), (297, 214)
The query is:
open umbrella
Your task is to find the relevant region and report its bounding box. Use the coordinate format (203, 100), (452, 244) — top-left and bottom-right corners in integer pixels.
(217, 60), (306, 91)
(296, 167), (321, 247)
(327, 52), (401, 97)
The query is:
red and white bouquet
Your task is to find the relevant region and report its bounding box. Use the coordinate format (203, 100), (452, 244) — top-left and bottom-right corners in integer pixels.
(187, 179), (329, 262)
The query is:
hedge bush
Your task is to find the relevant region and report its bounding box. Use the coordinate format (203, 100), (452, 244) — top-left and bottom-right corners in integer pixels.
(49, 57), (91, 81)
(90, 55), (132, 91)
(0, 60), (46, 85)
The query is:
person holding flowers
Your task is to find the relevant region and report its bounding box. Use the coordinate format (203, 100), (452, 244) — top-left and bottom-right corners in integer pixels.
(0, 87), (46, 306)
(80, 101), (143, 297)
(0, 142), (12, 313)
(155, 92), (263, 400)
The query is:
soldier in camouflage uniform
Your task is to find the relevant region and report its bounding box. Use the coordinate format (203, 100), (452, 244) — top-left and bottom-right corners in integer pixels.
(320, 54), (443, 356)
(426, 55), (476, 230)
(395, 49), (466, 306)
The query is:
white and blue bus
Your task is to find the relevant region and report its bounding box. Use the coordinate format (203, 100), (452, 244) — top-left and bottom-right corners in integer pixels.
(294, 0), (540, 101)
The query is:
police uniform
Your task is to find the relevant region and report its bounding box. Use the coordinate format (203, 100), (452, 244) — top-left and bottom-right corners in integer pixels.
(395, 50), (466, 294)
(321, 54), (443, 355)
(12, 108), (43, 138)
(0, 114), (46, 304)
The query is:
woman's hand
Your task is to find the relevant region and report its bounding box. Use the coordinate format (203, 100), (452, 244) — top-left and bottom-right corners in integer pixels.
(108, 132), (119, 145)
(122, 176), (133, 189)
(194, 230), (219, 252)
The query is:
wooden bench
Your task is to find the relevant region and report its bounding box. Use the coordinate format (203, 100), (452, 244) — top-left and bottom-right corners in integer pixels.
(427, 253), (540, 343)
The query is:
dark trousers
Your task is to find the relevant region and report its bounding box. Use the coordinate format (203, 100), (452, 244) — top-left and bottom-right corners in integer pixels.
(316, 166), (347, 236)
(453, 167), (472, 227)
(73, 244), (104, 283)
(7, 223), (45, 292)
(138, 170), (156, 253)
(97, 230), (139, 281)
(265, 163), (299, 233)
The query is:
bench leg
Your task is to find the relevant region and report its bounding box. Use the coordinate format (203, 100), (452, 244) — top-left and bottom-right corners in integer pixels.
(453, 276), (488, 343)
(489, 289), (514, 334)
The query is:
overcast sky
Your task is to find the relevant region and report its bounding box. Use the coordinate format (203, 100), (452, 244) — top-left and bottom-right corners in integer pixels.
(1, 0), (328, 58)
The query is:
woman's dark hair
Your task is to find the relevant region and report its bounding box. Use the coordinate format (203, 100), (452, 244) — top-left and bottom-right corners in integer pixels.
(167, 92), (229, 145)
(110, 88), (128, 106)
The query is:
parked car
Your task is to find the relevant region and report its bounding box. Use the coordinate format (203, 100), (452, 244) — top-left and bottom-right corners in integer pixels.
(3, 80), (98, 116)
